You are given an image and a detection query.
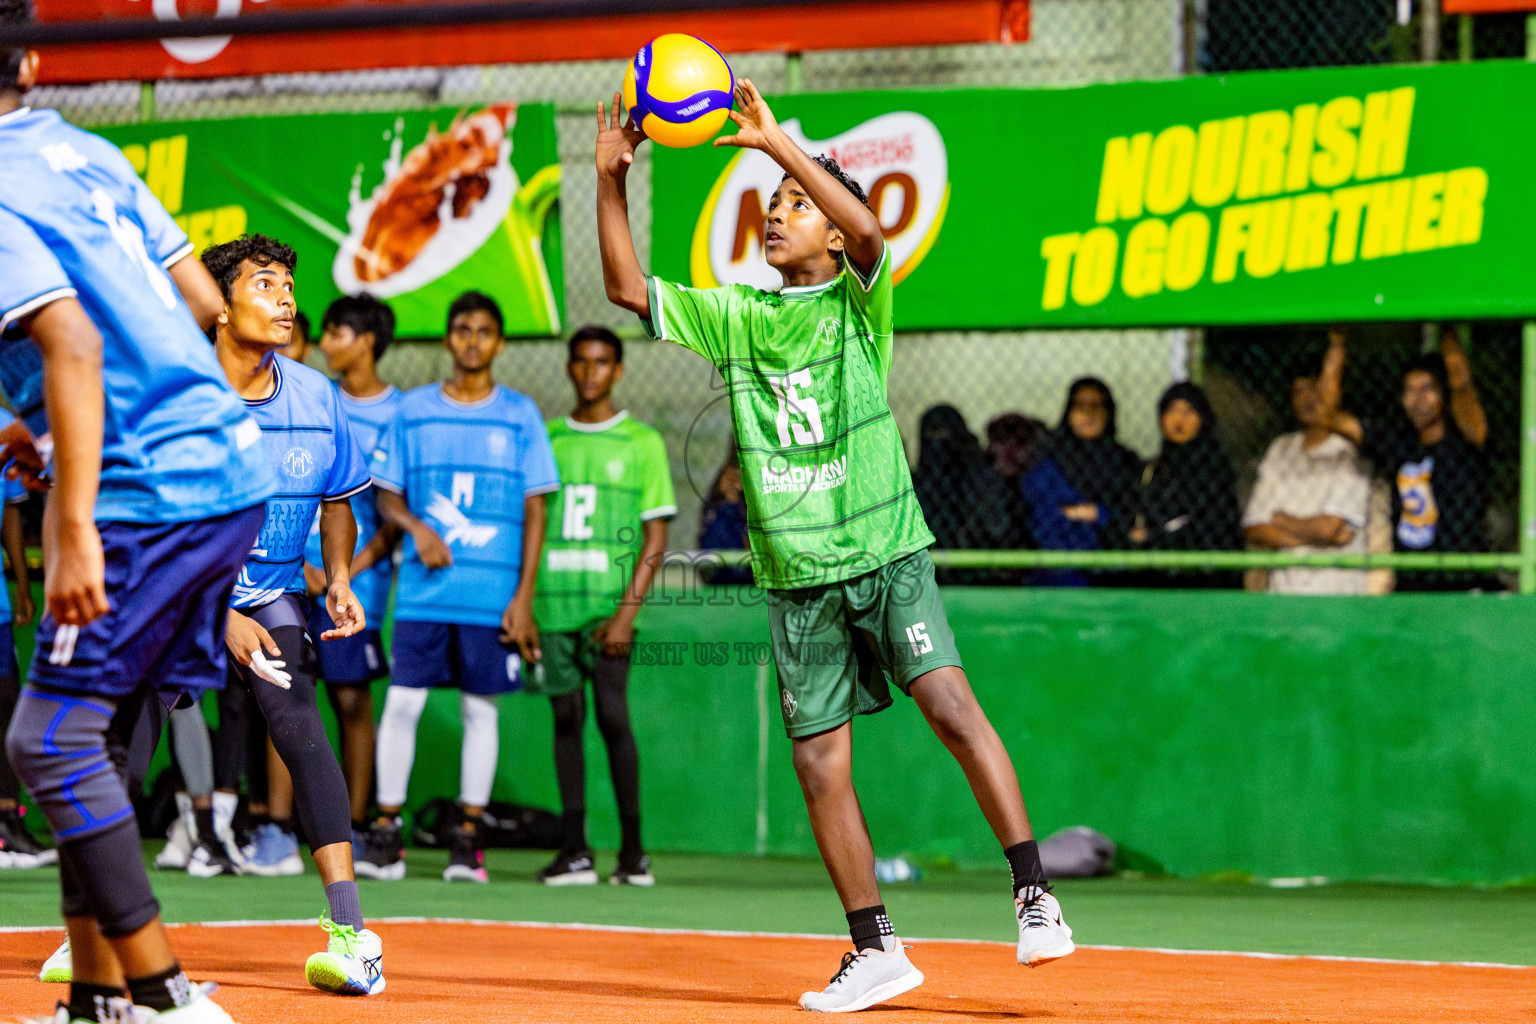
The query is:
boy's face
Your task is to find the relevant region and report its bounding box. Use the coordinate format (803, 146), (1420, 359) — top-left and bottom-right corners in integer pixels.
(320, 322), (374, 375)
(1291, 376), (1321, 427)
(445, 309), (504, 372)
(1402, 370), (1444, 431)
(221, 259), (295, 349)
(765, 177), (844, 274)
(567, 339), (623, 405)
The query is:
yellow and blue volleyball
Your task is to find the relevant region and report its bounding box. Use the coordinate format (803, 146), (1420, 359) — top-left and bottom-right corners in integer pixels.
(623, 33), (734, 149)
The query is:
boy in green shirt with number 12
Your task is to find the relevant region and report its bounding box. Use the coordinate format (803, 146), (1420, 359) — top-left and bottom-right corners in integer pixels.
(596, 80), (1074, 1012)
(533, 326), (675, 888)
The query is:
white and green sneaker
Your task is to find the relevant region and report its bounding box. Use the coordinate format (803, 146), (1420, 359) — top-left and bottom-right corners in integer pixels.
(303, 915), (385, 996)
(38, 937), (71, 984)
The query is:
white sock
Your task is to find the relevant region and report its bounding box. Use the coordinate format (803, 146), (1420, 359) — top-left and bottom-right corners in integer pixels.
(376, 686), (429, 809)
(458, 693), (500, 808)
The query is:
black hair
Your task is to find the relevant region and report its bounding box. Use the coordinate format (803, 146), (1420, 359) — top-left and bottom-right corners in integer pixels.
(1402, 351), (1449, 397)
(200, 234), (298, 300)
(2, 0), (31, 93)
(781, 154), (869, 269)
(323, 293), (396, 361)
(447, 291), (503, 336)
(567, 324), (623, 364)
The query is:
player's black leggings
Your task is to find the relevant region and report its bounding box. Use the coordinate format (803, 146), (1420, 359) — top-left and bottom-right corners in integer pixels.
(213, 675), (269, 803)
(550, 653), (641, 855)
(0, 669), (19, 803)
(229, 622), (351, 851)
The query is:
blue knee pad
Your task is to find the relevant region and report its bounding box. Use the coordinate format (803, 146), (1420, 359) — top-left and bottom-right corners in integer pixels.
(5, 688), (133, 841)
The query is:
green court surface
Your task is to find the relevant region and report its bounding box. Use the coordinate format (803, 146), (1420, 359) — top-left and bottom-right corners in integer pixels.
(2, 845), (1532, 967)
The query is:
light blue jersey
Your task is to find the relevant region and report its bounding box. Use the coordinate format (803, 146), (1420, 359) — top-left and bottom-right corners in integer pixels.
(303, 383), (403, 624)
(234, 358), (371, 609)
(0, 410), (26, 624)
(373, 384), (559, 627)
(0, 106), (274, 523)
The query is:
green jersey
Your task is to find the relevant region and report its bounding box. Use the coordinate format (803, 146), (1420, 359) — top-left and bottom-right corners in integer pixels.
(536, 411), (677, 633)
(645, 244), (934, 590)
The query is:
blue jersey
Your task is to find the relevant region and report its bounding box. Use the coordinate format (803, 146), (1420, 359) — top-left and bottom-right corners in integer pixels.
(302, 383), (403, 624)
(233, 358), (371, 609)
(0, 410), (26, 624)
(373, 384), (559, 627)
(0, 106), (274, 523)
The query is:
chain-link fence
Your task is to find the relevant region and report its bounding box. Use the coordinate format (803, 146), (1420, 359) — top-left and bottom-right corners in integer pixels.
(22, 0), (1532, 592)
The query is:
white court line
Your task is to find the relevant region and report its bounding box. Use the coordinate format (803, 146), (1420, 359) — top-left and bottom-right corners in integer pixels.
(1, 917), (1529, 970)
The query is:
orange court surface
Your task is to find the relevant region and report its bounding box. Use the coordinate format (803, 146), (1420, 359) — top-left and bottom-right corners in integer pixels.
(1, 921), (1528, 1023)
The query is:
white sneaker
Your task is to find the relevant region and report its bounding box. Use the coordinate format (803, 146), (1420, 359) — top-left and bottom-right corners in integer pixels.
(799, 940), (924, 1012)
(304, 915), (386, 996)
(37, 996), (146, 1023)
(155, 796), (193, 871)
(1015, 888), (1074, 966)
(39, 937), (71, 983)
(210, 792), (244, 869)
(142, 990), (240, 1023)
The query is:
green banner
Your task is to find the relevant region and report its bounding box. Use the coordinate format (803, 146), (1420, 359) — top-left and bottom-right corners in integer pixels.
(101, 103), (564, 337)
(652, 61), (1536, 329)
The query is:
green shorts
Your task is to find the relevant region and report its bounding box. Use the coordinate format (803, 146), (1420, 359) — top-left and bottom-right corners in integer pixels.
(766, 549), (963, 738)
(529, 621), (625, 698)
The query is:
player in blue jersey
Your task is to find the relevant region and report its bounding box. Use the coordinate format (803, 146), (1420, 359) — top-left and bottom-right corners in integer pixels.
(0, 407), (44, 870)
(200, 234), (387, 996)
(0, 14), (274, 1021)
(290, 295), (403, 852)
(364, 291), (558, 884)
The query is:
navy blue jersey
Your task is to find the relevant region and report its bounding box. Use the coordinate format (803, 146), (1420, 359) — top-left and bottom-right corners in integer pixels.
(303, 384), (403, 624)
(0, 106), (274, 523)
(372, 384), (558, 627)
(234, 358), (371, 608)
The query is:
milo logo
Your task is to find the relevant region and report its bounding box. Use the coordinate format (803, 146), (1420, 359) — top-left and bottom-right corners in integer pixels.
(689, 112), (949, 292)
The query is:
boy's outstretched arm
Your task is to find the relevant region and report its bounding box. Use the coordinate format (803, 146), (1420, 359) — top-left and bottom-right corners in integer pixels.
(717, 79), (884, 278)
(596, 93), (651, 319)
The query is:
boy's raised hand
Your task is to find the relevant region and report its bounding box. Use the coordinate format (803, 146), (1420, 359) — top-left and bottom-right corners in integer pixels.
(716, 79), (781, 152)
(596, 92), (645, 180)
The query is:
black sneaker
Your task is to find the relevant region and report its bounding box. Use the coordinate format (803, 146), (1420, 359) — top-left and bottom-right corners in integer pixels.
(539, 848), (598, 886)
(354, 817), (406, 881)
(0, 807), (56, 869)
(185, 834), (240, 878)
(610, 852), (654, 887)
(442, 823), (487, 884)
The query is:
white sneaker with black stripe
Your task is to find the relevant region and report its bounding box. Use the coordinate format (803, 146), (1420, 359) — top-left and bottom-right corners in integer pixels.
(799, 939), (924, 1012)
(1015, 888), (1074, 966)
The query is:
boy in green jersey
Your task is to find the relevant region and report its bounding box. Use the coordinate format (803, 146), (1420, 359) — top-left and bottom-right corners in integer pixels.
(533, 326), (675, 887)
(596, 81), (1073, 1012)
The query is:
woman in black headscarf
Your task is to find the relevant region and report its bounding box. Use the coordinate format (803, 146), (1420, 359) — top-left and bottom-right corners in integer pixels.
(912, 405), (1018, 583)
(1039, 377), (1143, 553)
(1131, 381), (1241, 587)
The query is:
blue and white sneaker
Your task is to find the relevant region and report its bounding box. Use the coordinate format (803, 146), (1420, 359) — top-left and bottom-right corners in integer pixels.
(304, 915), (385, 996)
(240, 823), (304, 877)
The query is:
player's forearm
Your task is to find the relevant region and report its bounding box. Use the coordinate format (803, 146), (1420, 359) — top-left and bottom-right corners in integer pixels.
(1275, 513), (1353, 547)
(762, 128), (884, 272)
(2, 505), (28, 593)
(1245, 523), (1300, 550)
(614, 518), (669, 625)
(597, 178), (651, 318)
(319, 500), (358, 587)
(376, 488), (431, 540)
(515, 493), (548, 602)
(350, 520), (400, 576)
(28, 301), (102, 527)
(167, 256), (226, 333)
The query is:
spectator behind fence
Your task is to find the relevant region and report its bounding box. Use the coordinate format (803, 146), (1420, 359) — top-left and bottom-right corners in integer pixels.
(1318, 327), (1491, 592)
(1025, 378), (1143, 586)
(1243, 361), (1371, 594)
(912, 405), (1020, 583)
(1130, 382), (1241, 588)
(982, 412), (1039, 549)
(699, 448), (752, 585)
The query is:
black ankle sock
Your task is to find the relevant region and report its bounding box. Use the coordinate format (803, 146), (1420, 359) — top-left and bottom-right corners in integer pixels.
(846, 904), (893, 953)
(126, 964), (194, 1011)
(560, 809), (587, 852)
(1005, 840), (1048, 897)
(619, 813), (642, 857)
(68, 981), (125, 1021)
(192, 807), (215, 843)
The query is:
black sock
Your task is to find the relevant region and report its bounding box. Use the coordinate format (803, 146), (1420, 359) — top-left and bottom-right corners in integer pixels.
(560, 809), (587, 853)
(126, 964), (194, 1011)
(1005, 840), (1048, 897)
(192, 807), (216, 844)
(846, 904), (893, 953)
(619, 813), (642, 859)
(68, 981), (125, 1021)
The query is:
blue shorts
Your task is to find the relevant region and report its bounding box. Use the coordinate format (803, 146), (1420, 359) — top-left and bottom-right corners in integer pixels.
(391, 620), (522, 696)
(306, 601), (388, 686)
(0, 623), (15, 681)
(30, 505), (265, 701)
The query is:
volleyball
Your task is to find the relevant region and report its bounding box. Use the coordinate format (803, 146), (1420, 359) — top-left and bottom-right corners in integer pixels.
(622, 33), (735, 149)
